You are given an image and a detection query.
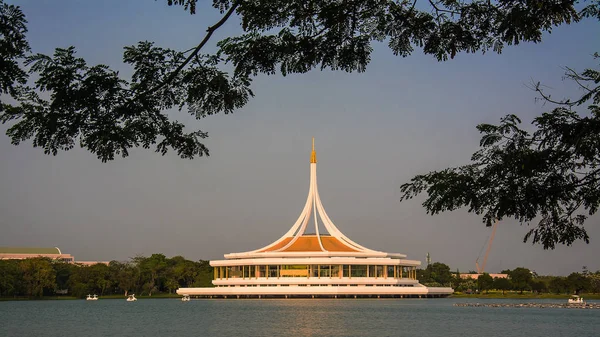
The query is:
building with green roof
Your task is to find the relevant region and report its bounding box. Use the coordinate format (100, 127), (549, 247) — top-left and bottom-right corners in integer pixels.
(0, 247), (74, 263)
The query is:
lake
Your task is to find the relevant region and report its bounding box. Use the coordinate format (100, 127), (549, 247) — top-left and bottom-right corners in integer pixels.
(1, 298), (598, 337)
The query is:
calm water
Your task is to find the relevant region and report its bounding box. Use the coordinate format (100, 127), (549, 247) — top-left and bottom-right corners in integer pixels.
(1, 298), (598, 337)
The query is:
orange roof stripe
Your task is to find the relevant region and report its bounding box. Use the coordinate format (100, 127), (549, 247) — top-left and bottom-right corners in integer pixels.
(259, 237), (293, 252)
(260, 236), (358, 252)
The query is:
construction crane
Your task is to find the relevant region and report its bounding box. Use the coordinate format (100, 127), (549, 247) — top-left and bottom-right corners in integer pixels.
(475, 220), (499, 274)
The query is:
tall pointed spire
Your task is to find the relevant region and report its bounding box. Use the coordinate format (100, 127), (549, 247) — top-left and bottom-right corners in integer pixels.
(236, 137), (401, 258)
(310, 137), (317, 163)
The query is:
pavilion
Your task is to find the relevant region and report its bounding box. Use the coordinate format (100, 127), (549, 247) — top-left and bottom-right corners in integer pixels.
(177, 139), (453, 298)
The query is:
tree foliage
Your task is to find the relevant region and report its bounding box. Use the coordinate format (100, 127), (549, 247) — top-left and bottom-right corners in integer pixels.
(417, 261), (452, 286)
(1, 0), (596, 161)
(0, 0), (29, 96)
(0, 255), (213, 298)
(492, 276), (512, 294)
(477, 272), (494, 293)
(508, 267), (533, 293)
(19, 257), (56, 297)
(400, 56), (600, 249)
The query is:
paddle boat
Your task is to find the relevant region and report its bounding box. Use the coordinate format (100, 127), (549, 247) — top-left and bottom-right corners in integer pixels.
(181, 294), (190, 302)
(126, 294), (137, 302)
(86, 294), (98, 301)
(568, 295), (584, 304)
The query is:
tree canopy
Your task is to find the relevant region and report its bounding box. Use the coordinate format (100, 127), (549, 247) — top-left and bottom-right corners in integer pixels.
(0, 0), (595, 162)
(0, 255), (213, 298)
(2, 1), (599, 249)
(400, 57), (600, 249)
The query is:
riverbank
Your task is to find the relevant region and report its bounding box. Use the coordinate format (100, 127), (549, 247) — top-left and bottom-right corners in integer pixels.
(0, 293), (182, 301)
(455, 302), (600, 309)
(3, 292), (600, 301)
(451, 292), (600, 299)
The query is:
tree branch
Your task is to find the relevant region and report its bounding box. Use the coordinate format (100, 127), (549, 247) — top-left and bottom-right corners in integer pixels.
(137, 1), (240, 98)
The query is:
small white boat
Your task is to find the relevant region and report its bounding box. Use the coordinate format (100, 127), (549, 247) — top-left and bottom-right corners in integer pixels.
(86, 294), (98, 301)
(181, 294), (190, 302)
(126, 294), (137, 302)
(568, 295), (584, 304)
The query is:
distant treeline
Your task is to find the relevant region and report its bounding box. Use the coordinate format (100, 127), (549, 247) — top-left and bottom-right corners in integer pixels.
(2, 256), (599, 298)
(0, 254), (212, 298)
(417, 262), (600, 294)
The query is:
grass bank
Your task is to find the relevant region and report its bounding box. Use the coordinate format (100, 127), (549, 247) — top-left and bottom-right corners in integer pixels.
(451, 292), (600, 299)
(0, 293), (182, 301)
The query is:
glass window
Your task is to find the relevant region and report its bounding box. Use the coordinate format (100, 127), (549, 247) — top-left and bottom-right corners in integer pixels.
(351, 265), (367, 277)
(319, 265), (331, 278)
(343, 265), (350, 277)
(376, 265), (385, 278)
(310, 265), (319, 278)
(268, 265), (278, 278)
(228, 266), (242, 278)
(258, 265), (266, 278)
(368, 265), (376, 277)
(388, 266), (395, 278)
(280, 265), (308, 277)
(331, 265), (340, 278)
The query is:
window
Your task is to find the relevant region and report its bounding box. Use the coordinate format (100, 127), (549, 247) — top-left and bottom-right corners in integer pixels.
(331, 265), (340, 278)
(268, 265), (278, 278)
(228, 266), (242, 278)
(310, 265), (319, 278)
(351, 265), (367, 277)
(343, 265), (351, 277)
(280, 265), (309, 277)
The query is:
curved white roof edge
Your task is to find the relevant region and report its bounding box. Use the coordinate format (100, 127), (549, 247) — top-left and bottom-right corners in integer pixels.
(229, 138), (406, 258)
(223, 251), (407, 260)
(211, 257), (421, 267)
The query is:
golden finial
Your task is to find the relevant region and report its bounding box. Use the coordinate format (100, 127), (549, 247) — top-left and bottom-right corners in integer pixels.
(310, 137), (317, 163)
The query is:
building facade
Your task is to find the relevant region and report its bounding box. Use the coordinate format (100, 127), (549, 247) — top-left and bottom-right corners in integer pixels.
(0, 247), (108, 265)
(177, 139), (453, 298)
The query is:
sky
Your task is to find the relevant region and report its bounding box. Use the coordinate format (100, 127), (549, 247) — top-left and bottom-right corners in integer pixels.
(1, 0), (599, 276)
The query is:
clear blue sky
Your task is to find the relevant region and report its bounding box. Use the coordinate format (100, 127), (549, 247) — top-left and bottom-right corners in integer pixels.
(1, 0), (598, 275)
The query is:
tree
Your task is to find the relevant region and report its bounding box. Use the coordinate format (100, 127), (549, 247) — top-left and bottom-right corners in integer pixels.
(477, 272), (493, 293)
(457, 278), (476, 293)
(193, 260), (214, 287)
(0, 0), (29, 96)
(400, 55), (600, 249)
(1, 0), (596, 162)
(548, 276), (568, 294)
(529, 279), (547, 293)
(134, 254), (168, 296)
(509, 267), (532, 293)
(0, 259), (22, 296)
(53, 261), (77, 293)
(428, 262), (452, 286)
(589, 271), (600, 293)
(493, 277), (511, 295)
(19, 258), (56, 297)
(452, 268), (462, 289)
(566, 272), (590, 294)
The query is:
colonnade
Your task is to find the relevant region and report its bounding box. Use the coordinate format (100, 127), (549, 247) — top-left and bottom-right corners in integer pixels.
(214, 265), (418, 280)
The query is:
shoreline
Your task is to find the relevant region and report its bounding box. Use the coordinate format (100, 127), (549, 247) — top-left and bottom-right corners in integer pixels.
(2, 293), (600, 301)
(0, 294), (182, 301)
(450, 293), (600, 300)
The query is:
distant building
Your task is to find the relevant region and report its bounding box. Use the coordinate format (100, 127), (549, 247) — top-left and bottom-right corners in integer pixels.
(459, 273), (508, 280)
(0, 247), (108, 265)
